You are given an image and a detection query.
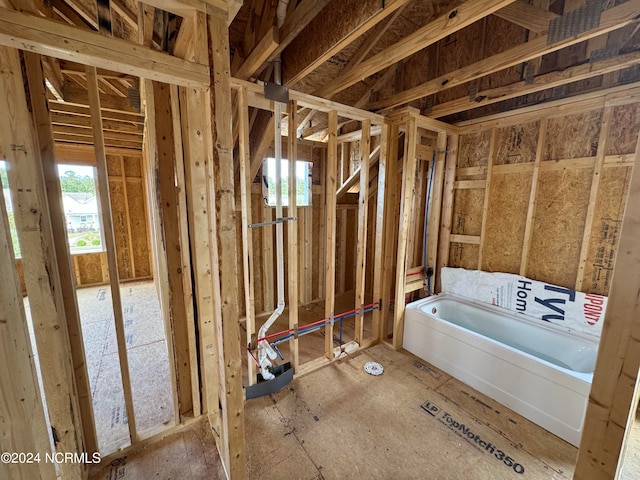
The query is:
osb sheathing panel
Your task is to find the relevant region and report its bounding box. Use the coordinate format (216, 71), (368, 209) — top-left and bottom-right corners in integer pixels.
(448, 243), (479, 270)
(458, 131), (491, 168)
(107, 155), (123, 176)
(478, 16), (526, 92)
(526, 169), (593, 288)
(76, 252), (104, 285)
(451, 189), (483, 236)
(109, 180), (134, 280)
(606, 103), (640, 156)
(494, 121), (539, 165)
(543, 110), (602, 160)
(282, 0), (387, 88)
(126, 179), (151, 278)
(582, 166), (633, 295)
(295, 0), (451, 102)
(123, 155), (143, 177)
(370, 0), (452, 57)
(482, 172), (531, 274)
(435, 21), (485, 105)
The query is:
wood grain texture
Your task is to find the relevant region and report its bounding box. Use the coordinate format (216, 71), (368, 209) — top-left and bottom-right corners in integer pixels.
(0, 46), (85, 477)
(575, 133), (640, 480)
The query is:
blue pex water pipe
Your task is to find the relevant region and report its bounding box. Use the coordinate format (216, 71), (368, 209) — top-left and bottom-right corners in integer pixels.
(270, 305), (378, 348)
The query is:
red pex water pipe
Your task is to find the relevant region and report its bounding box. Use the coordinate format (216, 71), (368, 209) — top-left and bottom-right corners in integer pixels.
(252, 301), (380, 346)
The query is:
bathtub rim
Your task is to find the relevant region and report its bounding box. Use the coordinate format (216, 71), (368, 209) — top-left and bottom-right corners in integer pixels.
(409, 292), (601, 345)
(405, 293), (597, 380)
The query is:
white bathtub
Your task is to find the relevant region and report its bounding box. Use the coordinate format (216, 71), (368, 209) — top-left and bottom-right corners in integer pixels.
(404, 293), (598, 446)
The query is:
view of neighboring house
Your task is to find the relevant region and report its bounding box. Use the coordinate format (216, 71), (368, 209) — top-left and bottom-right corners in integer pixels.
(3, 188), (102, 254)
(63, 192), (99, 232)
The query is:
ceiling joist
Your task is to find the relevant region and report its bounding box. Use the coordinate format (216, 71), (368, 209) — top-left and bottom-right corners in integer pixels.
(0, 7), (209, 87)
(369, 0), (640, 111)
(314, 0), (517, 99)
(431, 48), (640, 118)
(493, 0), (559, 34)
(282, 0), (411, 86)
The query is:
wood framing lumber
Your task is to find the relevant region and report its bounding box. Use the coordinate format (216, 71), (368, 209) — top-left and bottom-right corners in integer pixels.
(272, 0), (331, 60)
(574, 133), (640, 480)
(0, 46), (84, 478)
(142, 0), (228, 19)
(355, 120), (371, 344)
(48, 100), (144, 123)
(380, 124), (400, 339)
(436, 134), (458, 293)
(287, 99), (300, 372)
(111, 0), (137, 30)
(0, 181), (56, 480)
(62, 87), (140, 113)
(282, 0), (410, 86)
(315, 0), (516, 99)
(234, 25), (278, 80)
(0, 7), (209, 86)
(336, 145), (380, 199)
(370, 0), (640, 110)
(249, 114), (275, 181)
(392, 116), (418, 349)
(169, 84), (201, 418)
(426, 132), (448, 293)
(24, 52), (98, 455)
(50, 0), (96, 29)
(59, 0), (98, 29)
(238, 87), (258, 384)
(338, 125), (383, 143)
(207, 13), (246, 479)
(152, 81), (193, 419)
(86, 65), (138, 442)
(450, 234), (481, 244)
(173, 15), (192, 58)
(180, 81), (222, 418)
(372, 123), (389, 341)
(477, 129), (497, 269)
(52, 134), (142, 149)
(324, 110), (339, 359)
(51, 113), (143, 133)
(575, 107), (613, 291)
(42, 56), (65, 100)
(51, 124), (142, 142)
(430, 49), (640, 118)
(231, 77), (386, 123)
(493, 0), (558, 33)
(343, 4), (408, 73)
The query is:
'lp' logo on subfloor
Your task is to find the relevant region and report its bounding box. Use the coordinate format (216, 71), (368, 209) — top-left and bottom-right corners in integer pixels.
(421, 400), (441, 417)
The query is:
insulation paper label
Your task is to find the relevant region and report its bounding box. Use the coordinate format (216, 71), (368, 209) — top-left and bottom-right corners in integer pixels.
(441, 268), (607, 337)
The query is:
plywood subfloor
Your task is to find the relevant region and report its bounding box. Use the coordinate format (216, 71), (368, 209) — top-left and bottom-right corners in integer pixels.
(88, 418), (225, 480)
(246, 343), (577, 479)
(85, 337), (640, 480)
(620, 411), (640, 479)
(25, 280), (174, 454)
